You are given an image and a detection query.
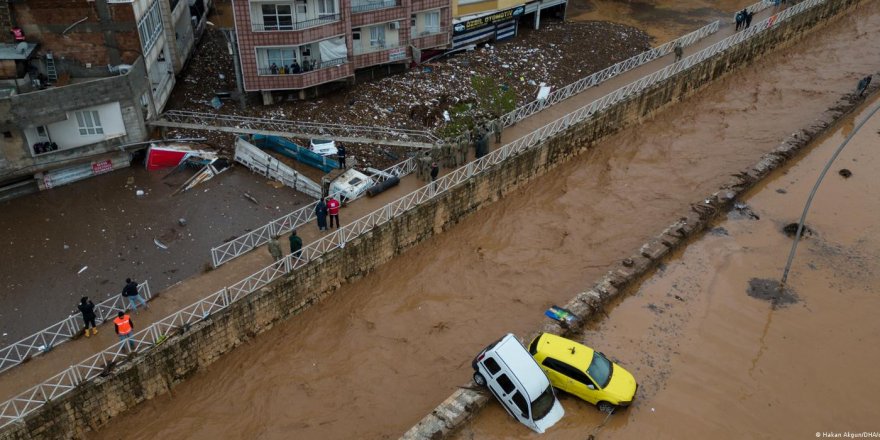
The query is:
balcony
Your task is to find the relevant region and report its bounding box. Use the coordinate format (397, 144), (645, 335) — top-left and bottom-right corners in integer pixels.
(351, 0), (398, 13)
(251, 14), (342, 32)
(410, 26), (450, 50)
(257, 57), (348, 76)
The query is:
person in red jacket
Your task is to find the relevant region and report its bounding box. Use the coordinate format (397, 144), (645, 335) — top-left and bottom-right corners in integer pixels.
(326, 196), (341, 229)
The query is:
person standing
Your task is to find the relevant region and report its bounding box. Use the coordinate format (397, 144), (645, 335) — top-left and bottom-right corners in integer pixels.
(735, 10), (745, 31)
(315, 198), (328, 231)
(114, 311), (135, 351)
(78, 297), (97, 338)
(268, 236), (283, 263)
(492, 120), (502, 144)
(673, 42), (683, 63)
(122, 278), (148, 313)
(857, 75), (872, 96)
(327, 196), (341, 229)
(337, 145), (347, 170)
(745, 11), (753, 28)
(430, 162), (439, 182)
(289, 230), (303, 259)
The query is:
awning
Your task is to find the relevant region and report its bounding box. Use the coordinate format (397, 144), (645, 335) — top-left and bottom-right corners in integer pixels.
(0, 43), (38, 61)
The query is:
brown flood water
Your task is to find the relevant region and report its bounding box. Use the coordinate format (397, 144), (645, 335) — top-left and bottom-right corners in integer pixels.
(456, 80), (880, 440)
(94, 2), (880, 439)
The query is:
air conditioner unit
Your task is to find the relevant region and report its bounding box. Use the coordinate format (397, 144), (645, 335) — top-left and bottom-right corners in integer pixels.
(388, 21), (400, 30)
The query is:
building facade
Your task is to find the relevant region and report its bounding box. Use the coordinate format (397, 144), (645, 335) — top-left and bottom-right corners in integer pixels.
(232, 0), (452, 100)
(0, 0), (210, 199)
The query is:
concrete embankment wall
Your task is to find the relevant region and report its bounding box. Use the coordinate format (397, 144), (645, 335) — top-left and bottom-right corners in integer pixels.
(0, 0), (861, 438)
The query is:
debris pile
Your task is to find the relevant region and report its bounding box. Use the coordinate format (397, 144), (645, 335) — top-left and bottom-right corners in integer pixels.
(164, 20), (651, 168)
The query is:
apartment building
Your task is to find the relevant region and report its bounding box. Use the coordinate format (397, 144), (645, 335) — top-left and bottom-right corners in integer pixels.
(232, 0), (452, 101)
(0, 0), (210, 199)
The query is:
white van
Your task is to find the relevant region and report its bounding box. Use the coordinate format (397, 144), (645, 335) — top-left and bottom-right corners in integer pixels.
(472, 333), (565, 433)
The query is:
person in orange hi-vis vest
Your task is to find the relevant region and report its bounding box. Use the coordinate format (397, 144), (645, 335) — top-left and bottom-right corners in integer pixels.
(114, 311), (135, 351)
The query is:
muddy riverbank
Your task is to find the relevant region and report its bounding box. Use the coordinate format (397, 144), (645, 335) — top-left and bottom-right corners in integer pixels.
(88, 2), (880, 439)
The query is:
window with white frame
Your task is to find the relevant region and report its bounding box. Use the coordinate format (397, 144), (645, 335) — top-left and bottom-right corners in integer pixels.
(75, 111), (104, 136)
(261, 3), (294, 30)
(424, 11), (440, 34)
(295, 0), (307, 15)
(317, 0), (337, 16)
(137, 1), (164, 53)
(369, 26), (385, 47)
(266, 48), (297, 72)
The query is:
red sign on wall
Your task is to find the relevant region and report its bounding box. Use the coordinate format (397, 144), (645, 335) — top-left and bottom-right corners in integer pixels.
(91, 159), (113, 175)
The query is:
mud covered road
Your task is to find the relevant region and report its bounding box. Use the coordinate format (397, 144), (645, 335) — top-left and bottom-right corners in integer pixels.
(91, 2), (880, 439)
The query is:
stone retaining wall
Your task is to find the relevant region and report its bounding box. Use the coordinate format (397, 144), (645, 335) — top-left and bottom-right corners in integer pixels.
(0, 0), (863, 437)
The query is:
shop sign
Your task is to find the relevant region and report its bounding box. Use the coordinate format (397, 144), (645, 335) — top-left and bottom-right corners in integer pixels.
(389, 47), (407, 61)
(91, 159), (113, 175)
(453, 6), (525, 35)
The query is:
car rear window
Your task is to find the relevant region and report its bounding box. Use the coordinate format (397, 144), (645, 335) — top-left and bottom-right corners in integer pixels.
(497, 374), (516, 394)
(483, 357), (501, 375)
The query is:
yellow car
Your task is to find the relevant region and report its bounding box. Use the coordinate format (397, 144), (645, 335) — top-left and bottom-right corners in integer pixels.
(528, 333), (637, 412)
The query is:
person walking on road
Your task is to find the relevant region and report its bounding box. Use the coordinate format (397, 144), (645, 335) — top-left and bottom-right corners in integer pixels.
(430, 162), (439, 182)
(327, 196), (341, 229)
(289, 230), (303, 259)
(114, 311), (135, 351)
(673, 42), (683, 63)
(735, 10), (745, 31)
(78, 297), (97, 338)
(122, 278), (148, 313)
(268, 236), (283, 264)
(745, 11), (753, 28)
(337, 145), (347, 170)
(857, 75), (872, 96)
(315, 198), (328, 231)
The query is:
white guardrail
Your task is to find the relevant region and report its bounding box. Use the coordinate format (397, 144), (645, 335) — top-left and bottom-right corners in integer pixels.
(208, 19), (721, 268)
(0, 282), (151, 374)
(0, 0), (826, 428)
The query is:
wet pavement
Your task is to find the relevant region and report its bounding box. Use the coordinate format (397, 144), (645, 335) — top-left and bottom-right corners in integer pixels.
(0, 164), (308, 342)
(84, 2), (880, 439)
(455, 86), (880, 440)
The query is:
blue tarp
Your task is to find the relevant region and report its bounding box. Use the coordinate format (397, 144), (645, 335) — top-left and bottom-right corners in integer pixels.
(250, 135), (338, 173)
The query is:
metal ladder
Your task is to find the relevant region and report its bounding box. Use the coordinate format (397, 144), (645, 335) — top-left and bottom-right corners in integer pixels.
(149, 110), (441, 149)
(45, 52), (57, 81)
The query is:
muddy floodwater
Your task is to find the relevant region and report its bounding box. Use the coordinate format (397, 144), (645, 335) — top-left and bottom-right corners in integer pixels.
(456, 84), (880, 440)
(91, 2), (880, 439)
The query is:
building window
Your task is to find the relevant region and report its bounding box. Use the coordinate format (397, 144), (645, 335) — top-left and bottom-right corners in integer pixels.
(261, 3), (294, 31)
(75, 111), (104, 136)
(425, 11), (440, 34)
(317, 0), (337, 16)
(138, 1), (164, 53)
(369, 26), (385, 47)
(352, 28), (361, 40)
(295, 0), (307, 15)
(265, 48), (297, 74)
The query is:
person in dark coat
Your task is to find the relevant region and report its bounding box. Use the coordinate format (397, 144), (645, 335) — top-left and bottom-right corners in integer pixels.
(745, 11), (753, 28)
(289, 230), (303, 259)
(735, 11), (745, 31)
(337, 145), (346, 169)
(315, 198), (328, 231)
(857, 75), (872, 96)
(430, 162), (439, 182)
(78, 297), (98, 337)
(121, 278), (149, 313)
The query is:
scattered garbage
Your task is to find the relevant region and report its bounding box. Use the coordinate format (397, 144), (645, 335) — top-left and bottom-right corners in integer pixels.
(839, 168), (852, 178)
(136, 189), (145, 197)
(77, 266), (88, 274)
(178, 218), (188, 227)
(153, 239), (169, 250)
(783, 222), (813, 238)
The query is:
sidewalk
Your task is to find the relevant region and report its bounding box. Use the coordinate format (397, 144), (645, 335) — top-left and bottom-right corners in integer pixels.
(0, 9), (776, 403)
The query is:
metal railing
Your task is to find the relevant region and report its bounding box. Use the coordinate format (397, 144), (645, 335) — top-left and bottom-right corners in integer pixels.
(210, 156), (416, 267)
(0, 282), (151, 374)
(207, 20), (721, 268)
(496, 19), (721, 130)
(351, 0), (398, 13)
(251, 14), (342, 32)
(0, 0), (826, 428)
(257, 57), (348, 76)
(150, 111), (440, 149)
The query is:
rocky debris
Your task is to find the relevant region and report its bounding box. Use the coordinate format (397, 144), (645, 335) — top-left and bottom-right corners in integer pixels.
(164, 20), (651, 169)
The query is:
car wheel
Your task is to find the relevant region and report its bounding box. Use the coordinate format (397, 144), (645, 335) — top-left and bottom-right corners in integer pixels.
(597, 401), (615, 414)
(473, 372), (487, 387)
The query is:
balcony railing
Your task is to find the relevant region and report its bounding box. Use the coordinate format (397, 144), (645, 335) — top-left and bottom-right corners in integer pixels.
(251, 14), (341, 32)
(352, 41), (402, 55)
(257, 57), (348, 76)
(351, 0), (398, 13)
